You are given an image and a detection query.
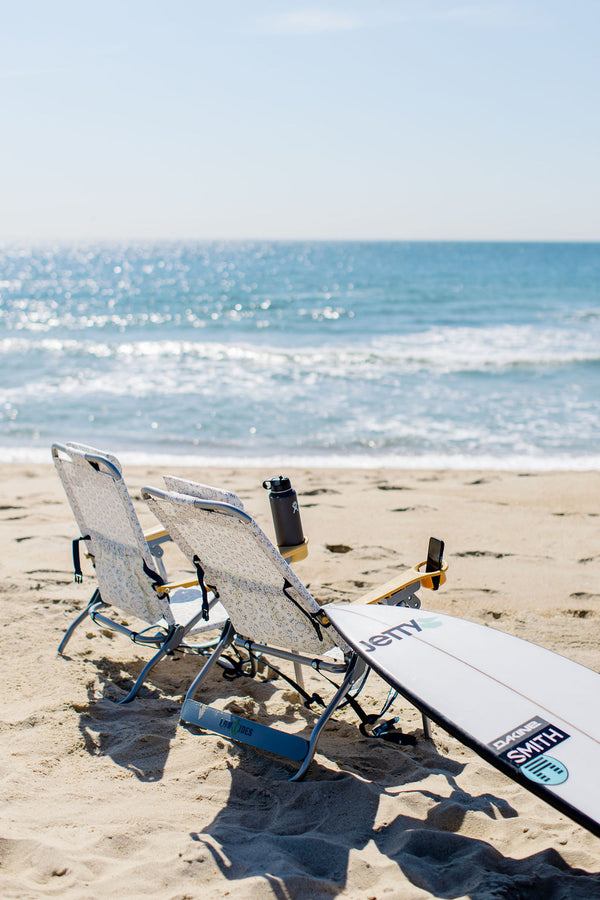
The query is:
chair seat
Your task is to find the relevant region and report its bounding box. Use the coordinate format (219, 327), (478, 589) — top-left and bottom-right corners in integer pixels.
(167, 586), (229, 633)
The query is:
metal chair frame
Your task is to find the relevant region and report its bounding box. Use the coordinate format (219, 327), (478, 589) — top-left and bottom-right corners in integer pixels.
(52, 443), (226, 704)
(142, 482), (407, 779)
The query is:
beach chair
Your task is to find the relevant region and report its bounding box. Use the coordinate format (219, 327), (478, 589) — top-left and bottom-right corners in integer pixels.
(52, 443), (228, 703)
(142, 477), (446, 779)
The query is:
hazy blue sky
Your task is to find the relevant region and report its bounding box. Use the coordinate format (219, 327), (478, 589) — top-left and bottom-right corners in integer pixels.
(1, 1), (598, 241)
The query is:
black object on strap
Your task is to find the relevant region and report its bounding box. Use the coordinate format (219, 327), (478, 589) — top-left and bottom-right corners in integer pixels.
(72, 536), (90, 583)
(192, 555), (210, 621)
(357, 711), (416, 745)
(221, 647), (257, 681)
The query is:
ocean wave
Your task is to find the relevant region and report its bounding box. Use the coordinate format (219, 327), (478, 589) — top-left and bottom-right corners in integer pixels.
(2, 324), (600, 378)
(3, 242), (599, 464)
(573, 308), (600, 320)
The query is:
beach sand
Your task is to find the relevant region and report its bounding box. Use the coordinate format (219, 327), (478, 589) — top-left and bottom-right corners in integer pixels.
(2, 462), (600, 898)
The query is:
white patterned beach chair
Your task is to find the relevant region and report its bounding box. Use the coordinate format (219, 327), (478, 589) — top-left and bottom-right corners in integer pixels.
(52, 443), (228, 703)
(143, 478), (434, 780)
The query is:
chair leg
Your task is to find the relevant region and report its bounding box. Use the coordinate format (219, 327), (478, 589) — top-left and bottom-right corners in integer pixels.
(422, 713), (431, 740)
(185, 620), (235, 702)
(290, 654), (363, 783)
(117, 624), (186, 705)
(293, 661), (306, 695)
(58, 590), (101, 656)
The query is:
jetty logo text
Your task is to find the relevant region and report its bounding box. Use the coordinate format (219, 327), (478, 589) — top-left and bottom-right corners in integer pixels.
(358, 616), (442, 654)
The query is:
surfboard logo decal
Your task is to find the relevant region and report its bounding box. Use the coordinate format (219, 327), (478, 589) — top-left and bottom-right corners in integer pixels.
(520, 755), (569, 786)
(357, 616), (442, 654)
(418, 616), (443, 629)
(488, 717), (549, 754)
(488, 717), (570, 783)
(218, 714), (254, 738)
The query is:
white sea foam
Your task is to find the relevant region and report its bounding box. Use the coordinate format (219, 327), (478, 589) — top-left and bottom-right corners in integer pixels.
(2, 241), (599, 464)
(2, 324), (599, 378)
(2, 444), (599, 471)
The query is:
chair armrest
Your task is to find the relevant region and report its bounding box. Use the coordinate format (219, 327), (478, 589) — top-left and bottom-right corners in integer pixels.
(144, 526), (170, 545)
(153, 577), (199, 596)
(363, 559), (448, 605)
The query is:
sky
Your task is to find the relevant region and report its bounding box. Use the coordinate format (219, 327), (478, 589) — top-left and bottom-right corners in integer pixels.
(1, 0), (599, 242)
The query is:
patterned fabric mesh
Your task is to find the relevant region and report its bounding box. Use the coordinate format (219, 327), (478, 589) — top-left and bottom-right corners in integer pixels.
(162, 475), (245, 510)
(145, 487), (345, 656)
(53, 446), (173, 625)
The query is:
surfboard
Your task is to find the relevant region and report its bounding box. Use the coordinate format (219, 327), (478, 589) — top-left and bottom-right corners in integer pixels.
(325, 603), (600, 837)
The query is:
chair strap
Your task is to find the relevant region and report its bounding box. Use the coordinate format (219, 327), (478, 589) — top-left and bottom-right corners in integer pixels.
(256, 655), (326, 709)
(219, 641), (326, 709)
(72, 536), (90, 583)
(142, 559), (166, 592)
(282, 579), (323, 642)
(192, 555), (211, 621)
(315, 661), (372, 723)
(314, 661), (415, 745)
(221, 646), (257, 681)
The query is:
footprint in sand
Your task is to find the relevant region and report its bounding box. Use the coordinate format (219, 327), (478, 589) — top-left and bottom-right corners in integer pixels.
(303, 488), (341, 496)
(455, 550), (510, 559)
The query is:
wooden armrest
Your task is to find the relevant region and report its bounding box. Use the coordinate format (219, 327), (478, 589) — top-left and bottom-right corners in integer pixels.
(153, 577), (199, 595)
(364, 559), (448, 605)
(144, 526), (170, 544)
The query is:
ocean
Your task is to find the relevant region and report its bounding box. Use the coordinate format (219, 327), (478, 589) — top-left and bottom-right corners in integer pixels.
(1, 241), (599, 468)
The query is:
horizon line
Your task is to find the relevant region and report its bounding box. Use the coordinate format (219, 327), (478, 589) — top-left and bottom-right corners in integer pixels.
(1, 237), (599, 246)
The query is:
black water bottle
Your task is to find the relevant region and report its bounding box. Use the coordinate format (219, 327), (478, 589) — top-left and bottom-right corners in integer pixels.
(263, 475), (304, 548)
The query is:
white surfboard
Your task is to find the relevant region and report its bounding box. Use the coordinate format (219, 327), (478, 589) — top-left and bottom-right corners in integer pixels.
(326, 603), (600, 837)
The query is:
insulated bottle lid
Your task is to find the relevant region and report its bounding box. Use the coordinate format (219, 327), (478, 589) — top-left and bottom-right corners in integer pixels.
(262, 475), (292, 493)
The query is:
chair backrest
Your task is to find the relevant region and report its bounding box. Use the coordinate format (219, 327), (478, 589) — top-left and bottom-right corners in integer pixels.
(52, 443), (173, 625)
(142, 481), (344, 656)
(162, 475), (245, 511)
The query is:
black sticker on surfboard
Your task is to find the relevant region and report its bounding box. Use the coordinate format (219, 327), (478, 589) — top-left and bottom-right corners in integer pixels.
(488, 717), (570, 786)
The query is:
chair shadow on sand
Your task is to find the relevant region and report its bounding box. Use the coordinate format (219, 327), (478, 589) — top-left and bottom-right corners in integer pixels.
(73, 651), (283, 783)
(188, 728), (600, 900)
(71, 654), (600, 898)
(73, 654), (183, 782)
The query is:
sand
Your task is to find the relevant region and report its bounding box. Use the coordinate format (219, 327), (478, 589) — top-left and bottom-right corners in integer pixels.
(2, 462), (600, 899)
